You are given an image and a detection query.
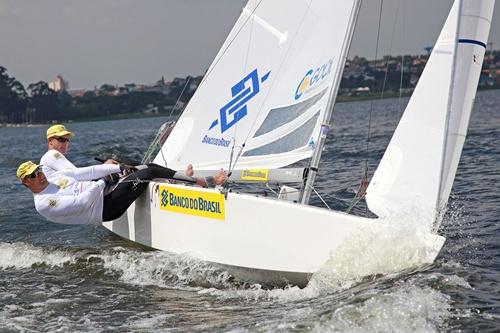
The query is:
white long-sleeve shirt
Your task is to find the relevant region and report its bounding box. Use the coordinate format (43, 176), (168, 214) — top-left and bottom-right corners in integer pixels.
(40, 149), (120, 182)
(34, 165), (120, 225)
(40, 150), (76, 180)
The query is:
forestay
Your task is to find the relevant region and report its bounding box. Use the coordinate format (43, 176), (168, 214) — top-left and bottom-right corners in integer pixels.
(155, 0), (360, 170)
(366, 0), (495, 226)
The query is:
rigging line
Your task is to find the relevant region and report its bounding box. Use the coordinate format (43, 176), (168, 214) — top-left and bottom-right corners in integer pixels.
(397, 0), (407, 117)
(349, 0), (383, 215)
(346, 169), (369, 213)
(156, 77), (192, 167)
(228, 142), (244, 174)
(364, 0), (384, 173)
(159, 138), (169, 167)
(398, 57), (405, 115)
(265, 183), (279, 197)
(328, 0), (364, 122)
(227, 0), (257, 175)
(242, 0), (256, 76)
(229, 3), (313, 172)
(142, 126), (164, 164)
(227, 141), (235, 175)
(379, 0), (402, 101)
(197, 0), (264, 90)
(305, 183), (331, 210)
(226, 144), (238, 178)
(167, 76), (191, 122)
(227, 140), (240, 182)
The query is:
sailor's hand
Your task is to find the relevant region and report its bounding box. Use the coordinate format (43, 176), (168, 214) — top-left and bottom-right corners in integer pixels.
(214, 169), (228, 185)
(119, 164), (137, 176)
(197, 170), (227, 187)
(104, 159), (119, 165)
(186, 164), (194, 177)
(103, 173), (120, 185)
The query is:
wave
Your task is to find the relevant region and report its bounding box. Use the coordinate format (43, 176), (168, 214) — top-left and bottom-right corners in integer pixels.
(311, 284), (451, 333)
(89, 248), (236, 289)
(0, 242), (76, 269)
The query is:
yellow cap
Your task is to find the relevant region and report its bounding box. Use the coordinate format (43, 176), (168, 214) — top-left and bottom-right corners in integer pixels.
(17, 161), (40, 179)
(46, 124), (74, 139)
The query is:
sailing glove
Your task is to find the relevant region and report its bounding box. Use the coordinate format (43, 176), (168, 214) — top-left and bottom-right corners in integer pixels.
(119, 164), (138, 176)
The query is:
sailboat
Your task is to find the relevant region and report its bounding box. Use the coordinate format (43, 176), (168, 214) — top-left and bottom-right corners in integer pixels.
(103, 0), (495, 286)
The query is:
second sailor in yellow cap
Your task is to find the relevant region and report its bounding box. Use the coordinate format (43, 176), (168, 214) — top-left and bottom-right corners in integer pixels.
(40, 124), (118, 181)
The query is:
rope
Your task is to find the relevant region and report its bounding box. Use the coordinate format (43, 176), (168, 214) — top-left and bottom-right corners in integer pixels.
(304, 183), (331, 210)
(349, 0), (384, 214)
(226, 1), (257, 176)
(364, 0), (384, 172)
(397, 0), (407, 118)
(167, 76), (191, 122)
(346, 169), (369, 213)
(378, 0), (402, 101)
(142, 75), (192, 166)
(265, 183), (279, 197)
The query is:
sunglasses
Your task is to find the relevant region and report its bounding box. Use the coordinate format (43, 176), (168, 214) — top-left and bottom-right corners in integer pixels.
(54, 137), (70, 143)
(26, 168), (41, 179)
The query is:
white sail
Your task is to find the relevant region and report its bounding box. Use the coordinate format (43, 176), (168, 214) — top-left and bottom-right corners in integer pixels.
(437, 0), (495, 220)
(366, 0), (495, 224)
(155, 0), (360, 170)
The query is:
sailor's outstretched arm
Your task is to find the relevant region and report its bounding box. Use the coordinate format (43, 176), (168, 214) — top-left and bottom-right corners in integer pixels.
(171, 172), (209, 187)
(135, 163), (227, 187)
(171, 169), (227, 187)
(58, 164), (121, 181)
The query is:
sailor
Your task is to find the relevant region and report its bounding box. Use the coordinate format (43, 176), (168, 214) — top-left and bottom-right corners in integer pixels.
(17, 161), (227, 224)
(40, 124), (120, 180)
(39, 123), (194, 180)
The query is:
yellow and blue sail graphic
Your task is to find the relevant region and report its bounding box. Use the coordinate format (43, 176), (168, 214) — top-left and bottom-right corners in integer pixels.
(159, 185), (225, 220)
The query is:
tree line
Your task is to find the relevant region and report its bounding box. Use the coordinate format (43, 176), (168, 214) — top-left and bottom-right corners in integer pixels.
(0, 66), (56, 123)
(0, 66), (193, 124)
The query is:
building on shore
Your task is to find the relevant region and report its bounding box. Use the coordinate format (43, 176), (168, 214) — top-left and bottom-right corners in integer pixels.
(48, 75), (68, 92)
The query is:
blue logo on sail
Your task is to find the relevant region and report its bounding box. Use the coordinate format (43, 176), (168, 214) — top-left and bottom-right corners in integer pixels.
(209, 69), (270, 134)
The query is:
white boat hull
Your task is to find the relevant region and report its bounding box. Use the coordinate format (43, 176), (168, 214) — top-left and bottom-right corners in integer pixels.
(103, 182), (445, 286)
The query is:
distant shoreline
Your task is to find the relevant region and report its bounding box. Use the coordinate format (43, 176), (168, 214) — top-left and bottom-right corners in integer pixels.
(337, 85), (500, 102)
(2, 87), (498, 127)
(0, 112), (180, 128)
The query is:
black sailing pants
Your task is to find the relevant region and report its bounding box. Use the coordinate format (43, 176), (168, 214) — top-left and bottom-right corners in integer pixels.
(102, 164), (176, 221)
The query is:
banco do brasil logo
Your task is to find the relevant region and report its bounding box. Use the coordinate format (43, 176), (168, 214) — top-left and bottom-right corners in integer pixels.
(159, 185), (225, 220)
(208, 69), (271, 134)
(161, 189), (169, 206)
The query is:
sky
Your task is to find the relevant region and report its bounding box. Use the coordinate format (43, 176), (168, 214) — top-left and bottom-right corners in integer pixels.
(1, 0), (499, 90)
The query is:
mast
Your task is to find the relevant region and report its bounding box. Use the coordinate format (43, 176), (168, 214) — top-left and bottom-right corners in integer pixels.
(434, 0), (462, 230)
(301, 0), (362, 204)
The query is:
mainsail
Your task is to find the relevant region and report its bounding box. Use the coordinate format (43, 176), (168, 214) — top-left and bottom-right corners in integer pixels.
(366, 0), (495, 226)
(155, 0), (361, 170)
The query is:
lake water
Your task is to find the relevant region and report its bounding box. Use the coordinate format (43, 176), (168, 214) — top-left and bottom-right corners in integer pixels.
(0, 89), (499, 332)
